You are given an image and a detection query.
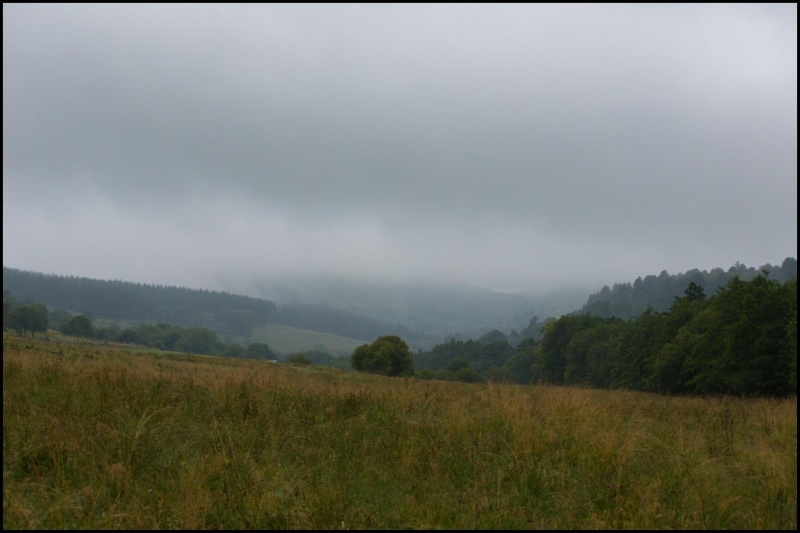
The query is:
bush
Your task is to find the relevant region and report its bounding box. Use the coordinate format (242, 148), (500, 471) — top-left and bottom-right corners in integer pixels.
(246, 342), (276, 360)
(117, 329), (141, 344)
(288, 353), (312, 366)
(60, 315), (94, 338)
(455, 367), (486, 384)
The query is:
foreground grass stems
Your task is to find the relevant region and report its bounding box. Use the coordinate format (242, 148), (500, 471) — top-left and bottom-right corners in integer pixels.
(3, 336), (797, 529)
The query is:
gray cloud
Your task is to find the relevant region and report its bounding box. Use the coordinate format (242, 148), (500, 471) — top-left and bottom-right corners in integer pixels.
(3, 4), (797, 294)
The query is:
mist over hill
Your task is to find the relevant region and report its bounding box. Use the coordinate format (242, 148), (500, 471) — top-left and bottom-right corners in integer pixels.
(3, 266), (589, 348)
(220, 273), (591, 340)
(1, 267), (424, 347)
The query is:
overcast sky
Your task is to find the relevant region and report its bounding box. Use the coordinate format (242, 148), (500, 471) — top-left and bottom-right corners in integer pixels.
(3, 4), (797, 295)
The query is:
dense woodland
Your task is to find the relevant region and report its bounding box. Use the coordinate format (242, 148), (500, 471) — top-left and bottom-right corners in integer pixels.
(537, 274), (796, 396)
(3, 259), (797, 396)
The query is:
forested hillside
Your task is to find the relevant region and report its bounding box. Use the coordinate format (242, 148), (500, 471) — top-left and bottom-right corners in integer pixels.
(2, 268), (424, 343)
(580, 257), (797, 319)
(412, 272), (796, 396)
(408, 258), (797, 395)
(532, 273), (797, 396)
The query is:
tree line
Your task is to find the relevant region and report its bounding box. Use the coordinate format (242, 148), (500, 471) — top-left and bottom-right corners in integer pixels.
(2, 294), (280, 360)
(581, 257), (796, 319)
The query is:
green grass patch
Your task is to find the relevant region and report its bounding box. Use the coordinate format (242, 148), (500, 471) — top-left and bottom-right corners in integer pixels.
(249, 324), (367, 356)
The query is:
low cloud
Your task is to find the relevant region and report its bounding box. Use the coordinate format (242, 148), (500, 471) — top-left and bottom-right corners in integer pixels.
(3, 4), (796, 294)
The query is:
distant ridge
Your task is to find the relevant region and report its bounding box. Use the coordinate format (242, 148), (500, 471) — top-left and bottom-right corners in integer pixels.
(236, 274), (589, 339)
(2, 267), (424, 343)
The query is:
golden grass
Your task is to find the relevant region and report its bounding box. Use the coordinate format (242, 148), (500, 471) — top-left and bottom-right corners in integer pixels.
(3, 335), (796, 529)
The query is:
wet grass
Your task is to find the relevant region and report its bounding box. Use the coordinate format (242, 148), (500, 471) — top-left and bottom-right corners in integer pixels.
(3, 335), (796, 529)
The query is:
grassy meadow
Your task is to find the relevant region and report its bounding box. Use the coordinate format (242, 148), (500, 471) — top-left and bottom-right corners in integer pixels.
(3, 335), (796, 529)
(249, 324), (367, 357)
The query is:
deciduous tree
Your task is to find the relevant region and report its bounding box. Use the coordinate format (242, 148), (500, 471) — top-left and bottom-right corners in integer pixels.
(351, 335), (414, 376)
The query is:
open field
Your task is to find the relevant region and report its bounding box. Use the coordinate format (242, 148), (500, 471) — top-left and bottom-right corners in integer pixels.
(3, 335), (796, 529)
(249, 324), (367, 356)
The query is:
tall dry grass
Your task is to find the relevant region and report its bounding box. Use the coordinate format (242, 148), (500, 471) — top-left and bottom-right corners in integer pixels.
(3, 335), (796, 529)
